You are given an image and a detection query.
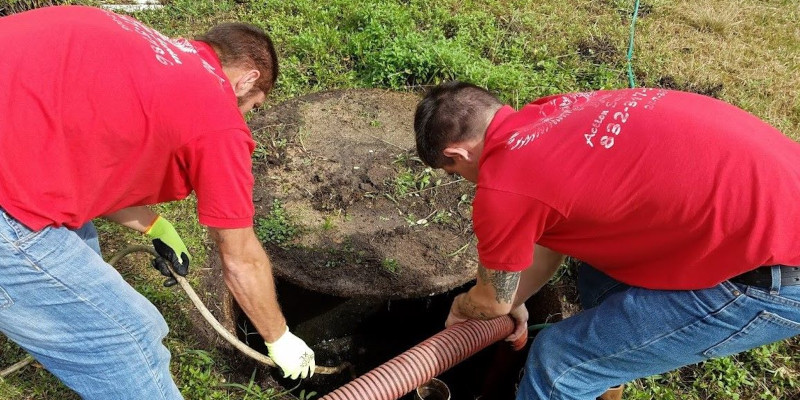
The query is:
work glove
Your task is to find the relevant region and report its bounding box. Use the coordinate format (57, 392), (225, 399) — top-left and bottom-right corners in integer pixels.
(145, 216), (190, 287)
(265, 327), (316, 379)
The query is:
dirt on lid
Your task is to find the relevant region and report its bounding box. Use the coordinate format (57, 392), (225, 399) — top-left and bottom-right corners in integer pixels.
(248, 89), (478, 299)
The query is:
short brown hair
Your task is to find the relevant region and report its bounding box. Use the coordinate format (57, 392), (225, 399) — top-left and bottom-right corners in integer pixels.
(197, 23), (279, 95)
(414, 81), (502, 168)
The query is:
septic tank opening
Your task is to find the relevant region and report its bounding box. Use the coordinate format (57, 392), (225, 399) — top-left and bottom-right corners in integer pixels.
(224, 276), (576, 399)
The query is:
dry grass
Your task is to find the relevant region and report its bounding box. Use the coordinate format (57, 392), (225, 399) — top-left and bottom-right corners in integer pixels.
(635, 0), (800, 138)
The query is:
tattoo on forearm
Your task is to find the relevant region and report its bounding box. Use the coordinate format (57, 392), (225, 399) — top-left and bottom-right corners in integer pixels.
(479, 267), (519, 304)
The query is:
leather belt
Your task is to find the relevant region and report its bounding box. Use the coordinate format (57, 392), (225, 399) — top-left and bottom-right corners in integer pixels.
(730, 265), (800, 288)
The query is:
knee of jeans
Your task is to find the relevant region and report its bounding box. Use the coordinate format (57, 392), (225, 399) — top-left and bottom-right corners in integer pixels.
(529, 327), (614, 397)
(137, 303), (170, 343)
(529, 327), (564, 373)
(151, 311), (170, 341)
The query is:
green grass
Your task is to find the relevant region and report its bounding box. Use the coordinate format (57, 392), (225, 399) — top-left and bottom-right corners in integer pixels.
(1, 0), (799, 398)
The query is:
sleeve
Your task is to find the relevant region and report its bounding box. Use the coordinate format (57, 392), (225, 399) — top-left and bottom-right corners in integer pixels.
(180, 129), (257, 228)
(473, 188), (563, 272)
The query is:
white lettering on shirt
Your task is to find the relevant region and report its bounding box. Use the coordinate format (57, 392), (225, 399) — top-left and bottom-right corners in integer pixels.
(583, 89), (670, 150)
(104, 10), (182, 66)
(102, 11), (228, 86)
(506, 92), (598, 151)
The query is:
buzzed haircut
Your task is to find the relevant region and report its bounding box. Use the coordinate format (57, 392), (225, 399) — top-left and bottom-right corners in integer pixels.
(197, 23), (279, 95)
(414, 81), (502, 168)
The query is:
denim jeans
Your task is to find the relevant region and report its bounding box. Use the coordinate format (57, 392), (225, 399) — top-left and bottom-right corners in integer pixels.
(516, 262), (800, 399)
(0, 209), (182, 399)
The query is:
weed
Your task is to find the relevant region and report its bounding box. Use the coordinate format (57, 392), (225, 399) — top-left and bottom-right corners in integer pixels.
(255, 199), (300, 247)
(270, 136), (288, 151)
(392, 153), (437, 197)
(175, 349), (231, 400)
(431, 210), (453, 225)
(297, 389), (318, 400)
(251, 140), (270, 164)
(403, 213), (418, 226)
(381, 258), (400, 274)
(219, 369), (296, 399)
(321, 216), (336, 231)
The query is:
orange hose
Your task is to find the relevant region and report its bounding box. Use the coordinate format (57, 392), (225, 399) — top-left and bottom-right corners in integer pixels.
(321, 316), (516, 400)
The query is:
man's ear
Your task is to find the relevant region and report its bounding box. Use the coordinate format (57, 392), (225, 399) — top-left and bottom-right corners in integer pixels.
(442, 146), (471, 163)
(233, 69), (260, 97)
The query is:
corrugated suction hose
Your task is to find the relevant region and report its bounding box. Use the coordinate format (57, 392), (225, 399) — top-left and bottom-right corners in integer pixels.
(321, 316), (518, 400)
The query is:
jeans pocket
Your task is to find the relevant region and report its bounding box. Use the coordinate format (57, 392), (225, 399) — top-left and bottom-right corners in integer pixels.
(702, 311), (800, 358)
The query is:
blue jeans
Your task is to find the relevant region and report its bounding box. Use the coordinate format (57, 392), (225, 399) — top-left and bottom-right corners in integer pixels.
(0, 209), (182, 399)
(516, 262), (800, 399)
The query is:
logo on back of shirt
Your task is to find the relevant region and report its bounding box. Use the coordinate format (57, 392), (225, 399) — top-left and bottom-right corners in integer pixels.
(582, 89), (668, 150)
(103, 11), (227, 86)
(104, 10), (183, 66)
(168, 38), (227, 86)
(505, 92), (597, 151)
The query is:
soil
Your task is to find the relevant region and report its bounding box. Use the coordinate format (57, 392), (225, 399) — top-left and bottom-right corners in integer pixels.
(577, 36), (620, 65)
(657, 75), (724, 98)
(246, 89), (479, 299)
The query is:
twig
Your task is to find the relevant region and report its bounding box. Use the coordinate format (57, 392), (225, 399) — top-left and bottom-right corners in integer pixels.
(0, 355), (34, 379)
(361, 132), (406, 151)
(250, 123), (299, 135)
(446, 242), (471, 257)
(404, 178), (465, 197)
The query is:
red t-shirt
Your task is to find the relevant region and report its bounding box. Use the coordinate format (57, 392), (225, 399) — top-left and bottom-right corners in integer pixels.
(474, 88), (800, 289)
(0, 6), (255, 230)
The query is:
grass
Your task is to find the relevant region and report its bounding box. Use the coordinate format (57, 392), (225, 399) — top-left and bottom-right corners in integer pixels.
(1, 0), (799, 399)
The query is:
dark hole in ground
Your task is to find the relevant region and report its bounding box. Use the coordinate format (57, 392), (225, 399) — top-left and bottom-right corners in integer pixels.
(233, 277), (572, 399)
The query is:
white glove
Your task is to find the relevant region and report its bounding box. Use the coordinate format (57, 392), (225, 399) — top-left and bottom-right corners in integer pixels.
(265, 327), (315, 379)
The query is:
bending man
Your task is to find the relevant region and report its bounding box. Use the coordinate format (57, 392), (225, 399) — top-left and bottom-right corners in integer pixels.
(0, 6), (313, 399)
(414, 81), (800, 399)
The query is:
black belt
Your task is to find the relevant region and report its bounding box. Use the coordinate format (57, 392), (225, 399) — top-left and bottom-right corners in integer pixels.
(730, 265), (800, 288)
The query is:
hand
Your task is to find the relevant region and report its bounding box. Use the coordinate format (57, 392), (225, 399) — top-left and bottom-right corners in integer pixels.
(445, 293), (470, 328)
(265, 328), (315, 379)
(145, 216), (190, 286)
(505, 303), (529, 350)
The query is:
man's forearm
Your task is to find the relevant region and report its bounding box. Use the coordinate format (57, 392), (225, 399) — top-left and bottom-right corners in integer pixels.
(456, 267), (521, 320)
(210, 227), (287, 342)
(512, 244), (564, 308)
(103, 206), (158, 233)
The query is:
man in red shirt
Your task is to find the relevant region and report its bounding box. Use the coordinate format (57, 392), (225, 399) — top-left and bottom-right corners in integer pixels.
(414, 81), (800, 399)
(0, 6), (313, 399)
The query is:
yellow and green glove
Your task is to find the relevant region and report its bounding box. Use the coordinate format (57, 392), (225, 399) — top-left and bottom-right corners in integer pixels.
(145, 216), (190, 287)
(265, 327), (316, 379)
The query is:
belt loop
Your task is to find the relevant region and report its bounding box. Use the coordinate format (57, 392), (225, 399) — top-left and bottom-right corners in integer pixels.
(770, 266), (781, 294)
